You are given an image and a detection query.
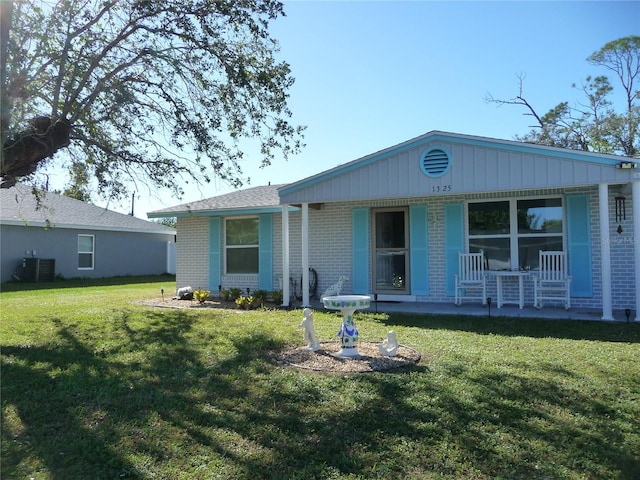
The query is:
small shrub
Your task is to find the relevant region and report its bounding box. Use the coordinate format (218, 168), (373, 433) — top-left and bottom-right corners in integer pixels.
(252, 289), (269, 306)
(235, 295), (262, 310)
(221, 289), (232, 302)
(193, 288), (210, 304)
(271, 290), (283, 305)
(235, 295), (251, 309)
(229, 288), (242, 300)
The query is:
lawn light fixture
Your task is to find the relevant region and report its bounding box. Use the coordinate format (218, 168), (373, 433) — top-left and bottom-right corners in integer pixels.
(615, 161), (637, 169)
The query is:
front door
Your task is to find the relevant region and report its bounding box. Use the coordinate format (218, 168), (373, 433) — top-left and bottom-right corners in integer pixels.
(373, 208), (410, 294)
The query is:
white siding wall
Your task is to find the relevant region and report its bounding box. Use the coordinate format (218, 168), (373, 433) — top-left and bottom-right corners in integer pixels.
(280, 137), (633, 205)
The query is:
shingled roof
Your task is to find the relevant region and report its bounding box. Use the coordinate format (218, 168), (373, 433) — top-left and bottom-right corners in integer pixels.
(148, 184), (286, 217)
(1, 184), (175, 234)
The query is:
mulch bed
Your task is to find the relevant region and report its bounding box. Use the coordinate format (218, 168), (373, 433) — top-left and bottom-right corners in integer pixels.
(135, 297), (251, 309)
(277, 342), (421, 374)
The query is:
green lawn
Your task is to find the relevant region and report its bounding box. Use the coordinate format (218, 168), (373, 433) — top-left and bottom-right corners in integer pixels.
(1, 277), (639, 479)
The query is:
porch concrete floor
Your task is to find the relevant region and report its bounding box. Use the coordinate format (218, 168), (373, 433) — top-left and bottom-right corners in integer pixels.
(303, 299), (636, 323)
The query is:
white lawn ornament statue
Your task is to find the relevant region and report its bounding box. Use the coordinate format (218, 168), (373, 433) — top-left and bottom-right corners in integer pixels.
(299, 308), (321, 351)
(176, 286), (194, 300)
(321, 275), (348, 300)
(379, 330), (399, 356)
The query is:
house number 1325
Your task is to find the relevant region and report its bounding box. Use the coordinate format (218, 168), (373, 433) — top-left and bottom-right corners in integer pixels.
(432, 185), (452, 193)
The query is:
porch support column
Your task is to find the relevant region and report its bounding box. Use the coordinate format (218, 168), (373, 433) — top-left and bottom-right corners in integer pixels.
(633, 181), (640, 321)
(599, 183), (614, 320)
(301, 203), (310, 306)
(281, 204), (290, 307)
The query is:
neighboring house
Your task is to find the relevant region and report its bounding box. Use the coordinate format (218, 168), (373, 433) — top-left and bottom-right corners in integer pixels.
(1, 184), (176, 283)
(148, 131), (640, 320)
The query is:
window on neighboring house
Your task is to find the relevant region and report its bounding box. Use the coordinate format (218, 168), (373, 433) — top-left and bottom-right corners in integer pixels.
(225, 217), (259, 274)
(468, 197), (563, 270)
(78, 234), (95, 270)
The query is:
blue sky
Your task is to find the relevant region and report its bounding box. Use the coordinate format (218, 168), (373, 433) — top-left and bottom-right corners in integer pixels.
(132, 0), (639, 217)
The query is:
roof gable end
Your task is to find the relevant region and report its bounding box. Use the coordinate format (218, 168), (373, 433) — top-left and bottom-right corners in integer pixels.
(279, 131), (627, 198)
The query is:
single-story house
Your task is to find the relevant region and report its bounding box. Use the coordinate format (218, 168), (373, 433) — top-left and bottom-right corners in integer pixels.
(1, 184), (176, 283)
(148, 131), (640, 321)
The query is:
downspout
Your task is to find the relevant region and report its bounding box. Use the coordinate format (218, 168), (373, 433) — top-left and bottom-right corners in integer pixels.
(599, 183), (614, 320)
(282, 204), (290, 307)
(302, 203), (310, 307)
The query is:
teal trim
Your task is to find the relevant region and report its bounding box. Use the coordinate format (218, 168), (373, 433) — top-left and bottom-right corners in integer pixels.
(148, 206), (300, 219)
(258, 214), (273, 290)
(426, 133), (620, 164)
(566, 195), (593, 297)
(409, 205), (429, 296)
(352, 208), (370, 294)
(444, 203), (464, 296)
(208, 217), (222, 291)
(279, 131), (621, 196)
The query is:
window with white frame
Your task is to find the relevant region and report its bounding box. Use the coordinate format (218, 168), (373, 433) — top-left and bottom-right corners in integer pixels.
(468, 197), (564, 270)
(78, 234), (95, 270)
(225, 217), (259, 274)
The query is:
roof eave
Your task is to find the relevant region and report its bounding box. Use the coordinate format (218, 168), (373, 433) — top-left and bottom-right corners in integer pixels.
(1, 219), (175, 234)
(147, 205), (300, 218)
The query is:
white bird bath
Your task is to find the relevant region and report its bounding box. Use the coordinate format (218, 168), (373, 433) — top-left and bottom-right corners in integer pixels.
(322, 295), (371, 356)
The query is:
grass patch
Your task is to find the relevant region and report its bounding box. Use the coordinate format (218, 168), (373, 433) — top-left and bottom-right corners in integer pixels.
(2, 278), (639, 479)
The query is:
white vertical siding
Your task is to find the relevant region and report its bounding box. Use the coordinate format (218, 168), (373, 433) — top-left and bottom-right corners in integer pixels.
(280, 140), (634, 205)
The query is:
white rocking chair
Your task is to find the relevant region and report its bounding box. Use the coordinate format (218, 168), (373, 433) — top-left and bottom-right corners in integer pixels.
(533, 251), (572, 310)
(454, 252), (487, 306)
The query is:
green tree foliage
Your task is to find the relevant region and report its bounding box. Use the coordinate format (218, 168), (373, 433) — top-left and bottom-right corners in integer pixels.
(60, 160), (92, 202)
(154, 217), (177, 229)
(0, 0), (304, 201)
(487, 36), (639, 157)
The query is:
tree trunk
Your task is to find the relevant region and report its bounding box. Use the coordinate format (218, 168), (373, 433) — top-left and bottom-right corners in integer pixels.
(0, 1), (13, 162)
(1, 117), (71, 188)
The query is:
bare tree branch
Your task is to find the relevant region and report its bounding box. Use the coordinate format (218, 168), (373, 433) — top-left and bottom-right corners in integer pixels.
(486, 37), (640, 156)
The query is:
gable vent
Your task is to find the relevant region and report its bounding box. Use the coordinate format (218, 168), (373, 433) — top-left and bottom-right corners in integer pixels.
(420, 148), (451, 177)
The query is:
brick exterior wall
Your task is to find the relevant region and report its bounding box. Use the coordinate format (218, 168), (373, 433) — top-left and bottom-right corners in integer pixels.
(176, 186), (636, 311)
(175, 216), (210, 293)
(600, 185), (635, 311)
